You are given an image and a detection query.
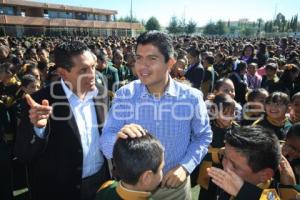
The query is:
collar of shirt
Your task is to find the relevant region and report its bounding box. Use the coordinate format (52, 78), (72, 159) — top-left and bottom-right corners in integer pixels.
(60, 78), (98, 103)
(207, 65), (214, 71)
(116, 181), (151, 200)
(140, 76), (178, 99)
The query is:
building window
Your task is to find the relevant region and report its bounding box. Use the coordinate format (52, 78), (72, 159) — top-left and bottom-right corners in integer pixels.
(66, 12), (73, 19)
(48, 10), (72, 19)
(48, 10), (58, 18)
(95, 15), (107, 22)
(87, 13), (94, 20)
(58, 11), (67, 19)
(75, 12), (87, 20)
(0, 6), (15, 15)
(43, 10), (49, 18)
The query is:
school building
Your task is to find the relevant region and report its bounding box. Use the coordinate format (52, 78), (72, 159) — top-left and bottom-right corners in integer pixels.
(0, 0), (143, 37)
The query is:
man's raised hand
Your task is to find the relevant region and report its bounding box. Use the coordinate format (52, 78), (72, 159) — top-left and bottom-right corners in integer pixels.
(25, 94), (52, 128)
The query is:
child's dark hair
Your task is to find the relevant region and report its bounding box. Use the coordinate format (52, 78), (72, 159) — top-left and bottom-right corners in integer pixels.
(246, 88), (269, 102)
(0, 62), (17, 75)
(214, 78), (233, 92)
(291, 92), (300, 102)
(187, 46), (200, 58)
(113, 133), (164, 185)
(265, 63), (278, 71)
(21, 74), (38, 87)
(265, 92), (289, 106)
(236, 60), (247, 73)
(225, 126), (281, 172)
(212, 93), (235, 114)
(287, 122), (300, 139)
(205, 55), (214, 65)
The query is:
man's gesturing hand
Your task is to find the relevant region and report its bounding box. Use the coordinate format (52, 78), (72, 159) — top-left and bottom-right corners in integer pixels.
(25, 94), (52, 128)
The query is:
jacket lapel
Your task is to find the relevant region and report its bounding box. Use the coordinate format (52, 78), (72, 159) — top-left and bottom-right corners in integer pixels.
(52, 82), (81, 142)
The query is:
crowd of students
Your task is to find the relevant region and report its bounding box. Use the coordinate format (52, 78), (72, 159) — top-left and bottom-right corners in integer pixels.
(1, 33), (300, 199)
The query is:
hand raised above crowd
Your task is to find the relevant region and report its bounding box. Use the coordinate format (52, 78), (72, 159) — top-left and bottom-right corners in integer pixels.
(25, 94), (52, 128)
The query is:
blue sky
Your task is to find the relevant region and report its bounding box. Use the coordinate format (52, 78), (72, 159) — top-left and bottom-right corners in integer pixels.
(33, 0), (300, 26)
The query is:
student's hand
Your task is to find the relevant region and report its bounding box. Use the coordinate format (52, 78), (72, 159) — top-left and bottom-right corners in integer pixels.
(161, 165), (188, 188)
(25, 94), (52, 128)
(279, 155), (296, 185)
(207, 167), (244, 197)
(117, 124), (147, 139)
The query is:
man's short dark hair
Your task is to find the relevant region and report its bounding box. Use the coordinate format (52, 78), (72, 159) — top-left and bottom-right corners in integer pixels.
(54, 40), (91, 71)
(225, 126), (281, 173)
(136, 31), (174, 63)
(113, 133), (164, 185)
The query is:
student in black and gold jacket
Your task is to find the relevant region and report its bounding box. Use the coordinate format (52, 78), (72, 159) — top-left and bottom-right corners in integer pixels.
(196, 93), (239, 200)
(282, 122), (300, 184)
(208, 126), (300, 200)
(252, 92), (292, 140)
(241, 88), (269, 126)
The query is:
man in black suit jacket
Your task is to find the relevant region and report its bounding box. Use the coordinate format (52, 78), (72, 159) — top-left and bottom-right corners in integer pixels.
(185, 46), (204, 89)
(15, 41), (110, 200)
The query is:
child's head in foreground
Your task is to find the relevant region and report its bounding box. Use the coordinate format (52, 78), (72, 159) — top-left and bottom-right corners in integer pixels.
(113, 133), (165, 192)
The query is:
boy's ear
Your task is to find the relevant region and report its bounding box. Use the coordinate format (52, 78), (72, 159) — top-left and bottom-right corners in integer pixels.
(258, 168), (274, 183)
(139, 170), (153, 186)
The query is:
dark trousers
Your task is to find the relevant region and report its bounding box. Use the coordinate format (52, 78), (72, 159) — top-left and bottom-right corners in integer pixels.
(80, 161), (110, 200)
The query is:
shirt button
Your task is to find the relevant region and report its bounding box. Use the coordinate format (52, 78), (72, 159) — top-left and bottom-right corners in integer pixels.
(76, 185), (80, 190)
(78, 149), (82, 153)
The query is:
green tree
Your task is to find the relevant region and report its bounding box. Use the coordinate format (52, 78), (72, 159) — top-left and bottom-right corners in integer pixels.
(215, 20), (228, 35)
(203, 22), (217, 35)
(167, 16), (180, 34)
(257, 18), (263, 33)
(145, 17), (161, 31)
(117, 16), (139, 23)
(291, 14), (298, 32)
(264, 21), (273, 33)
(241, 27), (256, 36)
(229, 26), (238, 35)
(178, 18), (186, 34)
(274, 13), (286, 32)
(185, 20), (197, 35)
